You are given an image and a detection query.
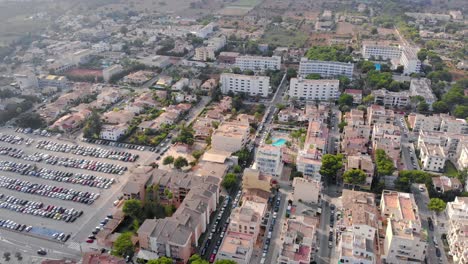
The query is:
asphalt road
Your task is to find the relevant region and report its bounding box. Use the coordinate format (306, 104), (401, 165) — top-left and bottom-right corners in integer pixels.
(263, 191), (286, 264)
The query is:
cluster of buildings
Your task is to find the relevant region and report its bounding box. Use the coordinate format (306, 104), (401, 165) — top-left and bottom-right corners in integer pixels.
(361, 41), (421, 74)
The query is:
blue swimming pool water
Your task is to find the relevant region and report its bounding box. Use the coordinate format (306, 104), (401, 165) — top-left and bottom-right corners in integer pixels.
(272, 138), (287, 146)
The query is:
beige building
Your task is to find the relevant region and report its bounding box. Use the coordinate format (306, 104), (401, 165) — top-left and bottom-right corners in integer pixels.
(229, 200), (266, 239)
(407, 113), (441, 132)
(440, 116), (468, 135)
(277, 216), (319, 264)
(292, 177), (321, 204)
(446, 197), (468, 264)
(380, 191), (427, 264)
(345, 109), (365, 126)
(372, 89), (410, 108)
(211, 121), (250, 153)
(242, 168), (272, 194)
(420, 141), (446, 172)
(457, 143), (468, 170)
(216, 231), (254, 264)
(367, 105), (395, 125)
(346, 155), (375, 187)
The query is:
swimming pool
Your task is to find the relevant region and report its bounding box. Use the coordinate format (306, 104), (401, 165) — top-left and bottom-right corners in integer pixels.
(272, 138), (287, 147)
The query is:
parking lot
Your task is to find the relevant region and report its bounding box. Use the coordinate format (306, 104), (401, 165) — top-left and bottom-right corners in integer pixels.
(0, 128), (152, 252)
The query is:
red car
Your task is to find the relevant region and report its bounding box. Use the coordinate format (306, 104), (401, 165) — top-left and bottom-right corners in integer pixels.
(86, 239), (94, 243)
(209, 254), (216, 263)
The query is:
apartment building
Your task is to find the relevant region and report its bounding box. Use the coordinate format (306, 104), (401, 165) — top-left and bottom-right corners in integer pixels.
(372, 123), (401, 143)
(336, 190), (379, 264)
(407, 113), (441, 132)
(289, 78), (340, 101)
(277, 216), (319, 264)
(400, 47), (421, 74)
(216, 231), (254, 264)
(235, 55), (281, 72)
(103, 65), (123, 82)
(298, 58), (354, 79)
(194, 47), (215, 61)
(409, 78), (436, 107)
(38, 74), (68, 89)
(372, 89), (410, 108)
(99, 124), (128, 141)
(292, 177), (321, 204)
(419, 141), (446, 172)
(440, 116), (468, 135)
(417, 130), (467, 162)
(432, 176), (463, 193)
(367, 105), (395, 125)
(255, 144), (283, 177)
(446, 197), (468, 264)
(344, 89), (363, 104)
(228, 200), (266, 238)
(345, 155), (375, 187)
(380, 191), (427, 264)
(220, 73), (270, 97)
(362, 42), (402, 60)
(458, 143), (468, 170)
(14, 72), (38, 90)
(211, 121), (250, 153)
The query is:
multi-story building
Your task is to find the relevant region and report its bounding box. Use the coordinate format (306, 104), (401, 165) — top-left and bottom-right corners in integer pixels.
(38, 74), (68, 89)
(289, 78), (340, 101)
(446, 197), (468, 264)
(102, 64), (124, 82)
(216, 231), (254, 264)
(298, 58), (354, 79)
(235, 55), (281, 72)
(362, 41), (402, 60)
(419, 141), (446, 172)
(292, 177), (321, 204)
(211, 121), (250, 153)
(409, 78), (436, 107)
(345, 155), (375, 187)
(367, 105), (395, 125)
(99, 124), (128, 141)
(228, 200), (265, 238)
(407, 113), (442, 132)
(194, 47), (215, 61)
(380, 191), (428, 264)
(344, 89), (363, 104)
(218, 52), (240, 64)
(220, 73), (270, 97)
(458, 143), (468, 170)
(277, 216), (319, 264)
(440, 116), (468, 135)
(255, 144), (283, 177)
(400, 47), (421, 74)
(372, 89), (410, 108)
(372, 123), (401, 143)
(14, 72), (38, 90)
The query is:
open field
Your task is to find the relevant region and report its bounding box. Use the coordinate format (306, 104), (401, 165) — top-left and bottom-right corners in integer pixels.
(261, 26), (309, 47)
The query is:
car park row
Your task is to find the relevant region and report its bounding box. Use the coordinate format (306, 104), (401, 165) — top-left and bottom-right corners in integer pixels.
(87, 214), (114, 244)
(0, 218), (32, 233)
(0, 160), (114, 189)
(82, 138), (148, 151)
(204, 196), (231, 263)
(0, 193), (83, 222)
(0, 175), (100, 204)
(36, 140), (139, 162)
(0, 133), (34, 145)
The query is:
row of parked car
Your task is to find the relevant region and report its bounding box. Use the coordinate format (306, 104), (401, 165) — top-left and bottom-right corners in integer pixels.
(15, 127), (52, 137)
(0, 160), (115, 189)
(52, 232), (71, 242)
(0, 218), (32, 233)
(0, 133), (31, 145)
(0, 193), (83, 222)
(31, 152), (127, 175)
(82, 138), (148, 151)
(205, 196), (232, 263)
(0, 175), (100, 205)
(36, 140), (139, 162)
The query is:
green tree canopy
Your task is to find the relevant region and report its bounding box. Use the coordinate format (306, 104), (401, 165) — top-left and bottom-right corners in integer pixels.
(319, 154), (344, 181)
(343, 169), (367, 185)
(122, 199), (143, 220)
(174, 156), (189, 169)
(215, 260), (238, 264)
(148, 256), (174, 264)
(432, 101), (449, 113)
(163, 156), (174, 165)
(189, 254), (208, 264)
(111, 232), (134, 257)
(306, 73), (321, 80)
(222, 173), (237, 189)
(338, 94), (353, 107)
(453, 105), (468, 119)
(286, 68), (297, 80)
(362, 94), (375, 104)
(305, 45), (353, 62)
(16, 113), (45, 129)
(375, 149), (395, 176)
(83, 110), (102, 138)
(428, 198), (446, 213)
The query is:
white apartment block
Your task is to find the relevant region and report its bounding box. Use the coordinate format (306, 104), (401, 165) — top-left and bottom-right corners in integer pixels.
(441, 117), (468, 135)
(409, 78), (436, 107)
(292, 177), (321, 204)
(220, 73), (270, 97)
(289, 78), (340, 101)
(255, 144), (283, 177)
(362, 42), (402, 60)
(408, 113), (442, 132)
(420, 141), (446, 172)
(235, 55), (281, 72)
(380, 191), (427, 264)
(103, 64), (124, 82)
(298, 58), (354, 79)
(211, 121), (250, 153)
(400, 47), (421, 74)
(372, 89), (410, 108)
(99, 124), (128, 141)
(446, 197), (468, 264)
(457, 143), (468, 170)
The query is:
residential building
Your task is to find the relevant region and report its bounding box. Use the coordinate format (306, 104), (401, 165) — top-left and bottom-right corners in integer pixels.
(242, 168), (272, 194)
(440, 115), (468, 135)
(220, 73), (270, 97)
(420, 141), (446, 172)
(193, 22), (214, 38)
(38, 75), (68, 89)
(216, 231), (254, 264)
(372, 89), (410, 108)
(367, 105), (395, 125)
(344, 89), (363, 104)
(228, 200), (266, 238)
(122, 71), (153, 85)
(278, 107), (306, 122)
(103, 65), (123, 82)
(99, 124), (128, 141)
(457, 143), (468, 170)
(255, 144), (283, 177)
(362, 41), (402, 60)
(433, 176), (463, 193)
(218, 52), (240, 64)
(372, 123), (401, 143)
(200, 79), (218, 94)
(292, 177), (321, 204)
(102, 109), (134, 125)
(409, 78), (436, 107)
(346, 155), (375, 187)
(277, 216), (319, 264)
(14, 72), (38, 90)
(194, 47), (215, 61)
(235, 55), (281, 72)
(407, 113), (441, 132)
(380, 191), (428, 264)
(298, 58), (354, 79)
(400, 47), (421, 74)
(289, 78), (340, 101)
(51, 110), (91, 132)
(345, 109), (366, 126)
(446, 197), (468, 264)
(211, 121), (250, 153)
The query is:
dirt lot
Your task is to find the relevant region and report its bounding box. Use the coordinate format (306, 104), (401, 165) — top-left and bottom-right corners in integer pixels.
(65, 68), (103, 78)
(336, 22), (355, 35)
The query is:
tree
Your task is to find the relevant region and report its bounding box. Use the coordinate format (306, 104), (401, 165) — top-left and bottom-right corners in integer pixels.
(192, 150), (204, 160)
(428, 198), (446, 213)
(173, 156), (189, 169)
(148, 256), (173, 264)
(338, 94), (353, 107)
(83, 110), (102, 138)
(343, 169), (367, 185)
(222, 173), (237, 189)
(189, 254), (209, 264)
(357, 60), (375, 73)
(16, 113), (45, 129)
(120, 26), (129, 35)
(453, 105), (468, 119)
(375, 149), (395, 176)
(112, 232), (134, 257)
(122, 199), (143, 220)
(319, 154), (343, 182)
(233, 164), (242, 173)
(306, 73), (321, 80)
(370, 27), (378, 35)
(286, 68), (297, 80)
(417, 101), (429, 112)
(432, 101), (449, 113)
(174, 126), (195, 145)
(215, 260), (237, 264)
(163, 156), (174, 165)
(417, 48), (428, 61)
(362, 94), (374, 104)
